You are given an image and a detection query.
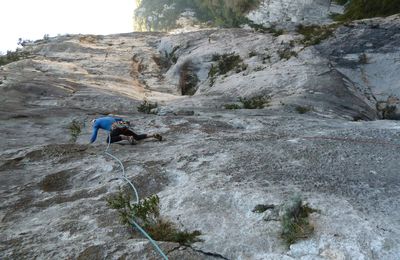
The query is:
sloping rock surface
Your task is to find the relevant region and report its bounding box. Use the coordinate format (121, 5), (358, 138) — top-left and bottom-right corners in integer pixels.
(246, 0), (342, 28)
(1, 15), (400, 259)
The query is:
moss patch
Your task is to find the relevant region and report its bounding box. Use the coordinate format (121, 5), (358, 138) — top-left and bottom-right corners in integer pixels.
(39, 170), (75, 192)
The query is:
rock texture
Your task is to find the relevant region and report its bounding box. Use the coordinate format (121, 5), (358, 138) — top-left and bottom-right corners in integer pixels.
(246, 0), (342, 28)
(1, 15), (400, 259)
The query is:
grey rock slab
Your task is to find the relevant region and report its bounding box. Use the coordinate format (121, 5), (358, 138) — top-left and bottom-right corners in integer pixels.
(1, 15), (400, 259)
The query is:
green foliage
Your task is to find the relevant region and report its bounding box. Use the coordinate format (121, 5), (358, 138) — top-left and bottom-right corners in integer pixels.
(0, 49), (30, 66)
(195, 0), (260, 27)
(134, 0), (261, 31)
(152, 46), (179, 73)
(223, 103), (241, 110)
(295, 106), (312, 114)
(296, 24), (339, 46)
(336, 0), (400, 21)
(281, 196), (317, 246)
(224, 95), (271, 109)
(68, 119), (83, 143)
(247, 22), (284, 36)
(239, 95), (270, 109)
(179, 60), (199, 96)
(107, 190), (202, 245)
(278, 49), (297, 60)
(208, 52), (246, 86)
(137, 100), (158, 114)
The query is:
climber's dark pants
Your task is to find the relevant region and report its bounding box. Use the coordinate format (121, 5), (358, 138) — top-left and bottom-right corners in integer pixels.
(107, 128), (148, 143)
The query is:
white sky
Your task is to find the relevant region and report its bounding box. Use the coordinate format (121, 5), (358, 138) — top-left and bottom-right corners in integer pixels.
(0, 0), (136, 53)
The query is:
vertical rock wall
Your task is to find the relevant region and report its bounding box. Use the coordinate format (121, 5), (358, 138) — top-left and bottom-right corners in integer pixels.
(247, 0), (335, 28)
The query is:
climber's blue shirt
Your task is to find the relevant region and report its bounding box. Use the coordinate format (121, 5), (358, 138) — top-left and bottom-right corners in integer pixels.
(90, 116), (123, 143)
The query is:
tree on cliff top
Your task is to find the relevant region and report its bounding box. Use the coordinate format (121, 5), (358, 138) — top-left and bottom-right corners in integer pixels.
(134, 0), (260, 31)
(336, 0), (400, 20)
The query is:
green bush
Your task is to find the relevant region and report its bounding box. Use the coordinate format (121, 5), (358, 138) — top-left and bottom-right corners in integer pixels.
(107, 190), (201, 245)
(0, 49), (30, 66)
(336, 0), (400, 21)
(68, 119), (83, 143)
(247, 22), (284, 36)
(281, 196), (317, 246)
(278, 49), (297, 60)
(295, 106), (312, 114)
(223, 103), (241, 110)
(137, 100), (158, 114)
(208, 52), (246, 86)
(296, 24), (339, 46)
(134, 0), (261, 31)
(239, 96), (270, 109)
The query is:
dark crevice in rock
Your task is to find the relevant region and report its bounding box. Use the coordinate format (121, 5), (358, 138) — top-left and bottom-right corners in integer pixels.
(186, 245), (231, 260)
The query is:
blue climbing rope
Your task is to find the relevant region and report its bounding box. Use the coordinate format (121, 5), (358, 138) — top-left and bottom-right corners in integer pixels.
(105, 132), (168, 260)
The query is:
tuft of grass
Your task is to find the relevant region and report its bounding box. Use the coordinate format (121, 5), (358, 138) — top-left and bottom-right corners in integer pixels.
(295, 106), (312, 114)
(281, 196), (317, 246)
(224, 96), (271, 109)
(68, 119), (83, 143)
(224, 103), (241, 110)
(208, 52), (246, 86)
(295, 105), (312, 114)
(239, 95), (271, 109)
(107, 190), (202, 245)
(296, 24), (339, 46)
(248, 22), (285, 36)
(278, 49), (298, 60)
(137, 100), (158, 114)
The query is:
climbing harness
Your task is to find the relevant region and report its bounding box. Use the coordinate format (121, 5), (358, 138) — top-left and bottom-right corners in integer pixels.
(105, 132), (168, 260)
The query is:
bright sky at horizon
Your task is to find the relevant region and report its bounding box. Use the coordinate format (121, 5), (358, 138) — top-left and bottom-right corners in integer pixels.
(0, 0), (136, 53)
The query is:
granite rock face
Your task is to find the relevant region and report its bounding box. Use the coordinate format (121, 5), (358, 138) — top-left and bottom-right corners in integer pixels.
(1, 15), (400, 259)
(246, 0), (342, 28)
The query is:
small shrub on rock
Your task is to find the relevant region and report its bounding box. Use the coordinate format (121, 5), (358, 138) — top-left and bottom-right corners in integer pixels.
(295, 105), (312, 114)
(68, 119), (83, 143)
(107, 190), (201, 245)
(0, 49), (30, 66)
(281, 196), (317, 246)
(239, 95), (270, 109)
(224, 103), (241, 110)
(208, 52), (246, 86)
(137, 100), (158, 114)
(278, 49), (297, 60)
(296, 24), (339, 46)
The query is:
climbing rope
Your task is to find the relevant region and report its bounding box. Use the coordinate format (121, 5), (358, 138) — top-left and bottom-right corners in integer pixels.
(105, 132), (168, 260)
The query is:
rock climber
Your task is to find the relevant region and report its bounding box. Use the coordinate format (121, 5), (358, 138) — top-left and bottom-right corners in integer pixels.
(90, 116), (162, 144)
